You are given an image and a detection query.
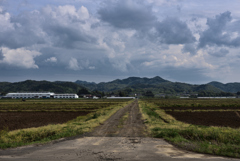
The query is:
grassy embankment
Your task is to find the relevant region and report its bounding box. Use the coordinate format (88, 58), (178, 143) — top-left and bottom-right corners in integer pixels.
(139, 99), (240, 158)
(0, 99), (133, 149)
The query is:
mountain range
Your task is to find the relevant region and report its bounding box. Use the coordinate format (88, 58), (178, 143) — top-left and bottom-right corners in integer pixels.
(75, 76), (240, 94)
(0, 76), (240, 95)
(0, 80), (82, 94)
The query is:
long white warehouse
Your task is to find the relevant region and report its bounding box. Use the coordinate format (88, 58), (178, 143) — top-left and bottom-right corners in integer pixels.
(53, 94), (79, 99)
(5, 92), (78, 99)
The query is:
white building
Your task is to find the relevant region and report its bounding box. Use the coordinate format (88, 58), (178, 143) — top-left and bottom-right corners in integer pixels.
(107, 96), (135, 99)
(5, 92), (55, 99)
(5, 92), (79, 99)
(53, 94), (79, 99)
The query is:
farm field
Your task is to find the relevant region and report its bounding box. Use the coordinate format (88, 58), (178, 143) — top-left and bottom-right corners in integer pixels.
(0, 99), (130, 131)
(139, 99), (240, 158)
(2, 100), (231, 161)
(145, 98), (240, 128)
(165, 111), (240, 128)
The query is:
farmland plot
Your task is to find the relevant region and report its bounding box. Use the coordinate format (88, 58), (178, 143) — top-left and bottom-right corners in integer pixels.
(0, 99), (130, 131)
(165, 111), (240, 128)
(0, 99), (132, 149)
(139, 99), (240, 158)
(148, 98), (240, 128)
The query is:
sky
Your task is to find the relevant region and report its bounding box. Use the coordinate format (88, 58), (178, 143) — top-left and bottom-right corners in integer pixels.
(0, 0), (240, 84)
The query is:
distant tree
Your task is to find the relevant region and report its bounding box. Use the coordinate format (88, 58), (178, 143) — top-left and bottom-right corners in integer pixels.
(198, 90), (235, 97)
(101, 91), (105, 97)
(189, 95), (197, 98)
(77, 87), (90, 95)
(144, 90), (154, 98)
(0, 92), (7, 96)
(118, 91), (126, 97)
(123, 88), (132, 95)
(92, 90), (102, 95)
(237, 91), (240, 95)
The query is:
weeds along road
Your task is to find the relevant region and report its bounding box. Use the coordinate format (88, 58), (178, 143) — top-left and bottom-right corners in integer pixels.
(0, 100), (239, 161)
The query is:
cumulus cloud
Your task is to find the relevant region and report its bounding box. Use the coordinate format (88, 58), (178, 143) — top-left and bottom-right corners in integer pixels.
(154, 18), (196, 44)
(208, 48), (229, 57)
(0, 8), (14, 32)
(89, 66), (95, 70)
(199, 11), (240, 48)
(98, 0), (195, 45)
(56, 5), (89, 21)
(98, 0), (156, 30)
(1, 1), (240, 84)
(41, 5), (97, 48)
(68, 57), (81, 70)
(0, 4), (95, 49)
(0, 47), (41, 69)
(45, 57), (57, 62)
(181, 43), (197, 55)
(0, 10), (46, 49)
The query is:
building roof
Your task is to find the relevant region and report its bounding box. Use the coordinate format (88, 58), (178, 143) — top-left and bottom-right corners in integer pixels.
(53, 94), (77, 95)
(7, 92), (54, 95)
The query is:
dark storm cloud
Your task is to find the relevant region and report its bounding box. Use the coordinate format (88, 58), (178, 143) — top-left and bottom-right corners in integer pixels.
(0, 48), (3, 60)
(98, 0), (156, 30)
(98, 1), (195, 45)
(154, 18), (196, 44)
(0, 11), (46, 49)
(43, 24), (96, 49)
(199, 11), (240, 48)
(0, 6), (95, 50)
(181, 43), (197, 55)
(208, 48), (229, 57)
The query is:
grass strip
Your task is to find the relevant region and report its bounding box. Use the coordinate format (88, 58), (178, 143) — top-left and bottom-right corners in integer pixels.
(164, 109), (240, 112)
(0, 110), (97, 112)
(139, 100), (240, 158)
(0, 100), (133, 149)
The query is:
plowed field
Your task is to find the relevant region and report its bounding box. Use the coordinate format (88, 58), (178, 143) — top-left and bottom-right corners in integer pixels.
(166, 111), (240, 128)
(0, 99), (130, 131)
(159, 106), (240, 110)
(0, 111), (91, 131)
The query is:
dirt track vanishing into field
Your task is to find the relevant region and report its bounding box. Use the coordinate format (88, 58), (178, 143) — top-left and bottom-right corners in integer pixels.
(1, 100), (239, 161)
(86, 100), (147, 137)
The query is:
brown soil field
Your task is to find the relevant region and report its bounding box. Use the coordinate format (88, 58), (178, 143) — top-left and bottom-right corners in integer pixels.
(0, 104), (110, 111)
(0, 111), (91, 131)
(166, 111), (240, 128)
(159, 106), (240, 110)
(0, 107), (99, 111)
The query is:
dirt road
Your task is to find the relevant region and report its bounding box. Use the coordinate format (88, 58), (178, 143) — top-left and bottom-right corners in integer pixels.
(0, 100), (239, 161)
(87, 100), (147, 137)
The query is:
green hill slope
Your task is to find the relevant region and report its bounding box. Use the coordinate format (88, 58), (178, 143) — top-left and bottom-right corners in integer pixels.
(75, 76), (223, 94)
(0, 80), (83, 93)
(208, 81), (240, 93)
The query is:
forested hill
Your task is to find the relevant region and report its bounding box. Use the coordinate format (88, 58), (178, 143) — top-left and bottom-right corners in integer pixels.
(75, 76), (225, 94)
(1, 77), (240, 95)
(208, 81), (240, 93)
(75, 76), (170, 92)
(0, 80), (83, 93)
